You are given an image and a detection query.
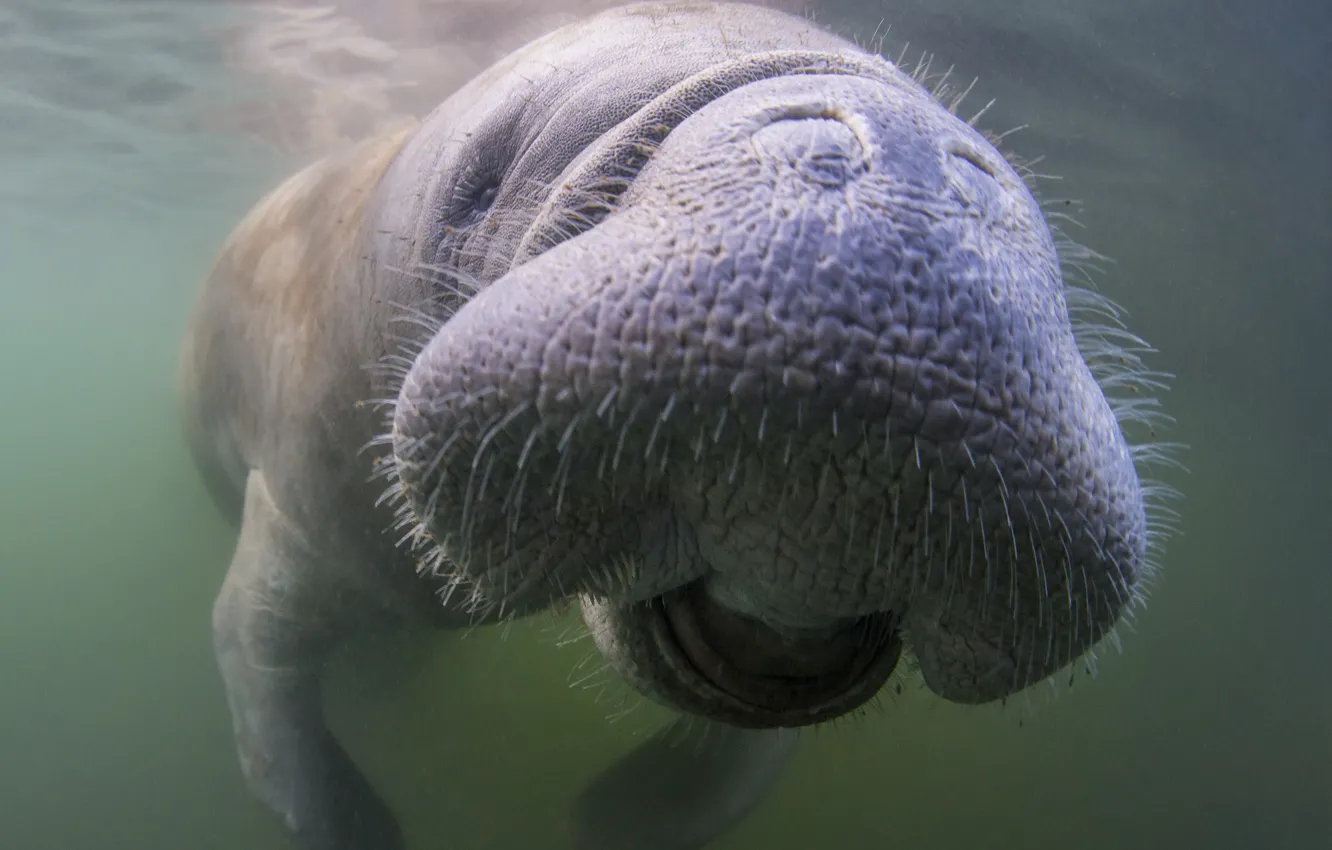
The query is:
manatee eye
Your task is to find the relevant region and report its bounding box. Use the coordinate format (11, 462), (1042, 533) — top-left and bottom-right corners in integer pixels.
(445, 142), (510, 228)
(470, 180), (499, 214)
(435, 123), (520, 231)
(450, 172), (501, 226)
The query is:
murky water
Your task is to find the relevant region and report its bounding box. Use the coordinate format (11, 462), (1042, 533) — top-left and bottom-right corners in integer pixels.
(0, 1), (1328, 848)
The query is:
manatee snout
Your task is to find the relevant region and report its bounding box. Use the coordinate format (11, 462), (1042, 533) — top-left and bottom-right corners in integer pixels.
(392, 66), (1148, 728)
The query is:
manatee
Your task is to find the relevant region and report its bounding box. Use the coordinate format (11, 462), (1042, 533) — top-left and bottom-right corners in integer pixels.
(178, 2), (1167, 849)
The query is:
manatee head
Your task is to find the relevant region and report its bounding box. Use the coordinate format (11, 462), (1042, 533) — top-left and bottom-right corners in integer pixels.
(383, 4), (1168, 729)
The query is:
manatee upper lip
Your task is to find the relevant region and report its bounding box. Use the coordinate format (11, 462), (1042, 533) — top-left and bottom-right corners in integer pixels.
(647, 580), (903, 728)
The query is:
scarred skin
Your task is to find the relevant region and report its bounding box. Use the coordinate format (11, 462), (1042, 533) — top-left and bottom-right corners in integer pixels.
(179, 3), (1164, 849)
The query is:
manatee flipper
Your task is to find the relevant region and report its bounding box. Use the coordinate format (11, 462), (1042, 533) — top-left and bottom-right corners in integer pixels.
(212, 472), (405, 850)
(571, 718), (798, 850)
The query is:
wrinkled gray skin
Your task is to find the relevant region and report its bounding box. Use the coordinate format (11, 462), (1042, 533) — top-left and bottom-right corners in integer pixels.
(179, 3), (1154, 849)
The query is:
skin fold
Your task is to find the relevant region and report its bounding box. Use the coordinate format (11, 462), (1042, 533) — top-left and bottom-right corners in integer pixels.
(178, 2), (1169, 848)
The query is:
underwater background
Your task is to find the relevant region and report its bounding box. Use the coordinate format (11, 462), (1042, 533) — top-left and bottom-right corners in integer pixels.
(0, 1), (1327, 847)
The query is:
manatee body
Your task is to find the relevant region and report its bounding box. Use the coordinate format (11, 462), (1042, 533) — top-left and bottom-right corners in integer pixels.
(179, 3), (1157, 849)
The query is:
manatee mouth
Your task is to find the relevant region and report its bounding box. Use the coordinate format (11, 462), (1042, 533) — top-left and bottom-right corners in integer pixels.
(647, 581), (903, 728)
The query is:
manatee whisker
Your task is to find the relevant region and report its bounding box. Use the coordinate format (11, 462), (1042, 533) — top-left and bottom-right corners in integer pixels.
(966, 96), (997, 127)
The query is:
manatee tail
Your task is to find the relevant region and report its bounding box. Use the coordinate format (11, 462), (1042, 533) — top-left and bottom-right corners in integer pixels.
(571, 717), (798, 850)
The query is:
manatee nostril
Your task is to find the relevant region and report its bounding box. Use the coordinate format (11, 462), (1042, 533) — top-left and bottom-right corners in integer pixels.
(947, 142), (1000, 179)
(751, 115), (866, 188)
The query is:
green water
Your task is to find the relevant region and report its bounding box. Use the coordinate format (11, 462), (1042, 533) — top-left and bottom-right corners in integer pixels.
(0, 1), (1328, 848)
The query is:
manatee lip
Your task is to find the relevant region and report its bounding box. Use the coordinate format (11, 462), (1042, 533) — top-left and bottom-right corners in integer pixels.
(649, 580), (903, 728)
